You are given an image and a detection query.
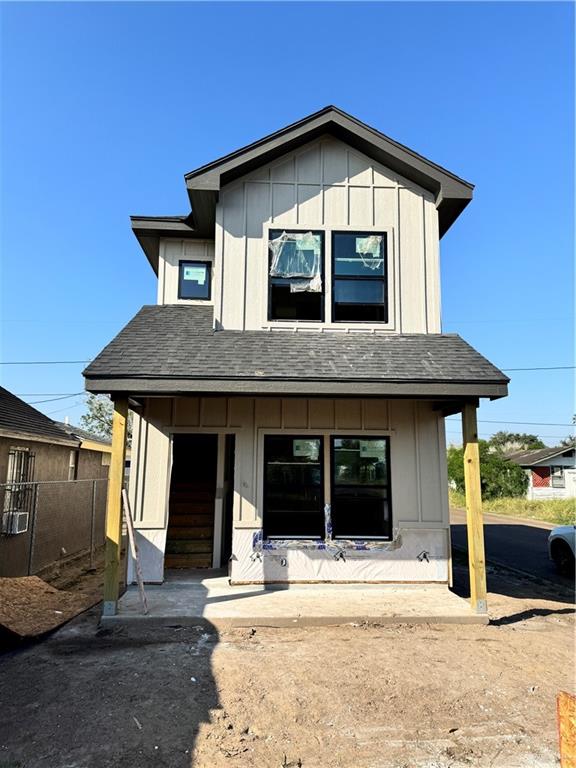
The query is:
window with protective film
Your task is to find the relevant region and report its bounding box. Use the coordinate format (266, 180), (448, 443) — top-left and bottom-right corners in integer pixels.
(330, 437), (391, 539)
(268, 230), (324, 320)
(332, 233), (387, 322)
(178, 261), (211, 300)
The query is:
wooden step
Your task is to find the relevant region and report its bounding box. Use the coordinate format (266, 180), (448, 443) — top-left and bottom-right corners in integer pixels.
(167, 513), (213, 529)
(165, 554), (213, 568)
(169, 500), (214, 514)
(166, 526), (213, 540)
(165, 540), (213, 555)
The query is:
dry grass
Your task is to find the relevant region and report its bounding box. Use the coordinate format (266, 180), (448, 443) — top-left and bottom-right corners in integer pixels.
(449, 489), (575, 525)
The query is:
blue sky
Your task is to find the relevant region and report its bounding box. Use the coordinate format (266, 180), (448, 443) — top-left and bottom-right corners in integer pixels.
(1, 1), (573, 445)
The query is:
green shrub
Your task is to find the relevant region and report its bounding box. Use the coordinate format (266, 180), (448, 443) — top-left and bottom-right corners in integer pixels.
(447, 440), (528, 500)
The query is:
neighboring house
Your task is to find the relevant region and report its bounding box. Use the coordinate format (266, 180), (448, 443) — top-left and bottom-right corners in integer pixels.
(0, 387), (111, 576)
(84, 106), (509, 616)
(507, 446), (576, 500)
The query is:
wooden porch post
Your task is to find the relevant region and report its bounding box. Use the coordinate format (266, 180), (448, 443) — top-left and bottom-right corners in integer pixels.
(102, 397), (128, 617)
(462, 401), (488, 614)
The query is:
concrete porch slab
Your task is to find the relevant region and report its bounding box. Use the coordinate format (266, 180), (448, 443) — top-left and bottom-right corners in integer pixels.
(102, 573), (488, 627)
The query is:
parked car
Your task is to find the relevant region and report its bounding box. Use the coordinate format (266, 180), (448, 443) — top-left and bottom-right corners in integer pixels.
(548, 526), (576, 575)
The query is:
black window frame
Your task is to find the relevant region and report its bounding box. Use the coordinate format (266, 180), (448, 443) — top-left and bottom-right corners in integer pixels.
(331, 231), (388, 324)
(267, 229), (325, 322)
(329, 435), (392, 540)
(178, 260), (212, 301)
(263, 434), (325, 539)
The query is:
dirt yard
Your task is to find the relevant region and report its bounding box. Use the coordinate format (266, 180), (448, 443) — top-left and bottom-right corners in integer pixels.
(0, 562), (573, 768)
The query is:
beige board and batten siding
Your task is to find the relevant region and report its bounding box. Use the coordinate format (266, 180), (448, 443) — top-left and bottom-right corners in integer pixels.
(157, 240), (215, 306)
(212, 135), (441, 333)
(127, 397), (450, 584)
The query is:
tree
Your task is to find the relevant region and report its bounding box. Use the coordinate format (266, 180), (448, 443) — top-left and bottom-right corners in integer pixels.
(80, 394), (132, 445)
(447, 440), (528, 500)
(488, 431), (545, 453)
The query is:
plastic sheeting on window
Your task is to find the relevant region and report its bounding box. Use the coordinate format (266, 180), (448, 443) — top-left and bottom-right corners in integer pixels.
(356, 235), (383, 271)
(269, 231), (322, 293)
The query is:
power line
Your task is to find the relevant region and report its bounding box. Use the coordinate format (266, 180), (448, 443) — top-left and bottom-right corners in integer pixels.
(445, 432), (571, 441)
(0, 360), (90, 365)
(16, 393), (79, 396)
(45, 400), (85, 416)
(28, 392), (85, 405)
(445, 418), (574, 427)
(502, 366), (575, 371)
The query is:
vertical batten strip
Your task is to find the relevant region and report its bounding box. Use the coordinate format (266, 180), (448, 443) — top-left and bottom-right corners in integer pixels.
(414, 401), (422, 522)
(395, 185), (402, 333)
(422, 197), (429, 333)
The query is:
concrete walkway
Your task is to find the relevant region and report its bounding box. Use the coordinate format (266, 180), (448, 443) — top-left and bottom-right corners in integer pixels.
(103, 572), (486, 627)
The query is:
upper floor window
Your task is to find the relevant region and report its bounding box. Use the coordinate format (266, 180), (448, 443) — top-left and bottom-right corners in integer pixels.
(332, 233), (387, 322)
(178, 261), (211, 300)
(268, 230), (324, 321)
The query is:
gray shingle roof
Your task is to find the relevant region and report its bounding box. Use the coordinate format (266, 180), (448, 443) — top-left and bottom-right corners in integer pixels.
(0, 387), (80, 445)
(506, 446), (575, 466)
(83, 306), (509, 399)
(54, 421), (111, 447)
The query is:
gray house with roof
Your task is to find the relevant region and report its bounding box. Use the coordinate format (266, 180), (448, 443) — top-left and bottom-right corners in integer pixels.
(0, 386), (111, 576)
(84, 106), (509, 617)
(507, 445), (576, 500)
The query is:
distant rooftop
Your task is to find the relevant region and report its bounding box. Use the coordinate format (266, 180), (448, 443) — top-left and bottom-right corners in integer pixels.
(54, 421), (111, 446)
(0, 387), (78, 446)
(506, 445), (575, 466)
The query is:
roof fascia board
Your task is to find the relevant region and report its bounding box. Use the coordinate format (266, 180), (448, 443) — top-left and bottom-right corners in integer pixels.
(80, 438), (113, 453)
(130, 216), (206, 275)
(185, 109), (473, 199)
(85, 378), (507, 399)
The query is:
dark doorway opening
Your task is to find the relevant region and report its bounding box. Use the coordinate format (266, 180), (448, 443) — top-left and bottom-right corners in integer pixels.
(167, 434), (218, 568)
(221, 435), (235, 568)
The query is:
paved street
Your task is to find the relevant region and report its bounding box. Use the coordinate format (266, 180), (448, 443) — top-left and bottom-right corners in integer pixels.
(450, 508), (575, 595)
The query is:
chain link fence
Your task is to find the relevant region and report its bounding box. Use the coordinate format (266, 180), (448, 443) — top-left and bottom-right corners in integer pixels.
(0, 479), (108, 577)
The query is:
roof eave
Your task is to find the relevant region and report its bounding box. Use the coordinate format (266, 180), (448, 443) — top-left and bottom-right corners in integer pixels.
(84, 376), (508, 400)
(130, 215), (202, 274)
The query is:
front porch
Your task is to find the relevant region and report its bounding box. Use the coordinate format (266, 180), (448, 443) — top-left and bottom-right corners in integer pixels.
(101, 570), (488, 627)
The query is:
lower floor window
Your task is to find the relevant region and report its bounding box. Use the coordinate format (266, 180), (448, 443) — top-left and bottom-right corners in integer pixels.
(263, 436), (324, 538)
(262, 434), (392, 540)
(331, 437), (391, 538)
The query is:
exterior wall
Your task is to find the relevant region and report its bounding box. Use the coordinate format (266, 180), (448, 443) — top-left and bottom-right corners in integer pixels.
(0, 437), (109, 577)
(527, 456), (576, 500)
(0, 436), (74, 483)
(157, 240), (215, 306)
(213, 136), (441, 333)
(128, 396), (450, 585)
(155, 137), (441, 334)
(77, 448), (111, 480)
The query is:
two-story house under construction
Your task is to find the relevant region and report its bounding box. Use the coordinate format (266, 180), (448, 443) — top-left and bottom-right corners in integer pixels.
(84, 107), (509, 619)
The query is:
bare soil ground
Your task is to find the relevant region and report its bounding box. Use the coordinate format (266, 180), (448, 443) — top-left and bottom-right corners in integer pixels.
(0, 562), (573, 768)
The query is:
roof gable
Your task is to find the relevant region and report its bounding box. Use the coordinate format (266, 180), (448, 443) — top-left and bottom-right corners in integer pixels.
(184, 106), (473, 238)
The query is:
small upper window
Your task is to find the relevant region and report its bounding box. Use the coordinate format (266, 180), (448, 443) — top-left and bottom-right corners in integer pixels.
(178, 261), (211, 300)
(333, 233), (387, 322)
(268, 230), (324, 321)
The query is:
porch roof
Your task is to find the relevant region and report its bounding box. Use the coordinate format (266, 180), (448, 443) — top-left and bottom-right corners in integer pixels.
(83, 306), (509, 400)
